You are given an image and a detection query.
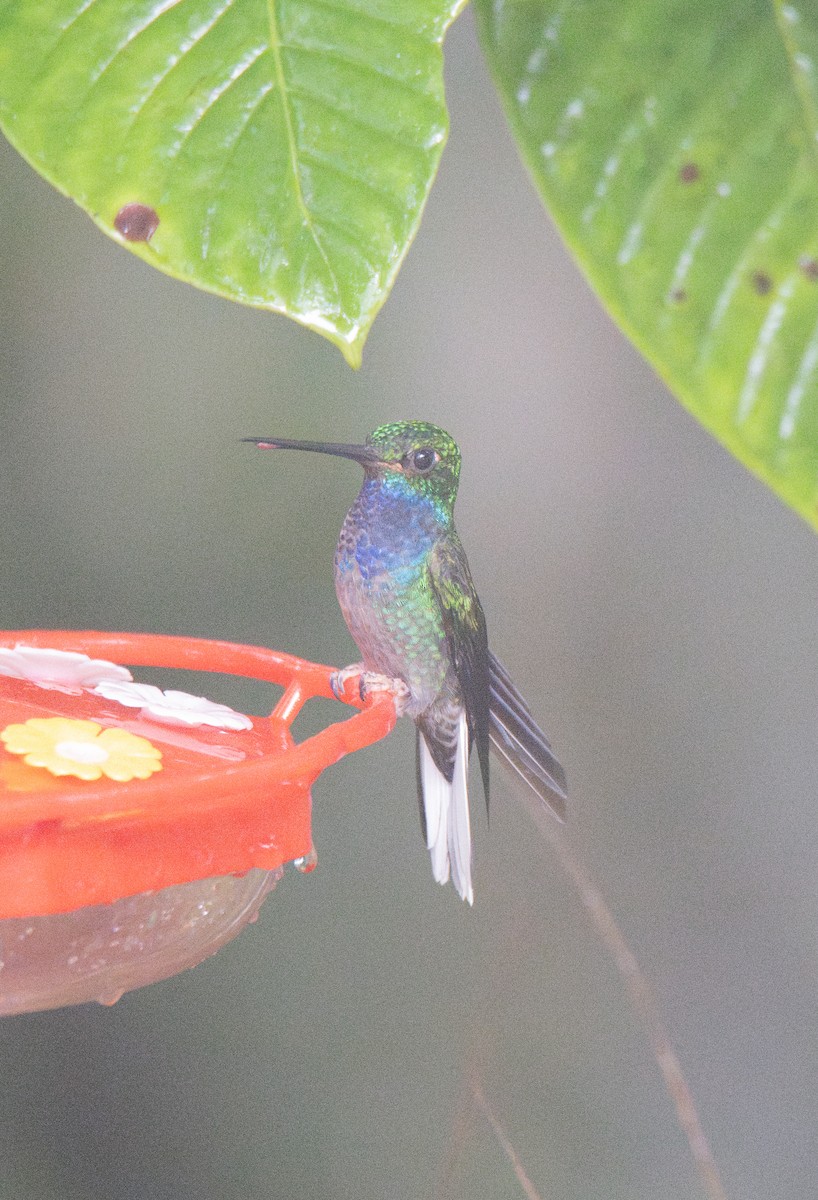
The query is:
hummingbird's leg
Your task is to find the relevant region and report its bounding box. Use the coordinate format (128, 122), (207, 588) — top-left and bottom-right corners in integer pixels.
(358, 672), (411, 715)
(330, 665), (410, 715)
(330, 662), (365, 701)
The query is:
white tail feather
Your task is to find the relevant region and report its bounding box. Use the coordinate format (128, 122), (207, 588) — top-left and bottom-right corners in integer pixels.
(419, 734), (450, 885)
(448, 712), (473, 905)
(419, 714), (473, 905)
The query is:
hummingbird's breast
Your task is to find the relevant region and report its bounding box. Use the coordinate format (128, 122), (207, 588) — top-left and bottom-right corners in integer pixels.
(334, 477), (454, 716)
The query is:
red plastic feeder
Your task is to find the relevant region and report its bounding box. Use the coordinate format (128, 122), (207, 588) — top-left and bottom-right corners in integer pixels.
(0, 631), (396, 1014)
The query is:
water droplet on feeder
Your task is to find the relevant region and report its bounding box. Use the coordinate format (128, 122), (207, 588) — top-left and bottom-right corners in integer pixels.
(96, 989), (124, 1007)
(294, 845), (318, 873)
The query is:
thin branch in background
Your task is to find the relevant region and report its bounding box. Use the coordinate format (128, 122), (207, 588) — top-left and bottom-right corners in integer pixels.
(471, 1074), (546, 1200)
(436, 1090), (474, 1199)
(524, 804), (730, 1200)
(435, 906), (536, 1200)
(439, 795), (728, 1200)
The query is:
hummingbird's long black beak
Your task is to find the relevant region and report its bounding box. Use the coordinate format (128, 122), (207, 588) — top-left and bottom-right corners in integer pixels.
(242, 436), (382, 467)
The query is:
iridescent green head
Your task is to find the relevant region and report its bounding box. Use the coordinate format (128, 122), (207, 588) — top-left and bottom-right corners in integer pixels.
(244, 420), (462, 516)
(365, 421), (461, 513)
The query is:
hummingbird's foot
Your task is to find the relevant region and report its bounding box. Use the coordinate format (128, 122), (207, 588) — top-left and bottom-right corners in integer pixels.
(330, 663), (365, 702)
(331, 665), (411, 715)
(358, 672), (411, 716)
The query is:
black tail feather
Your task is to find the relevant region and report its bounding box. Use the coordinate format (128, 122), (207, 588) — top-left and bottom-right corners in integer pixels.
(415, 727), (428, 845)
(489, 652), (567, 821)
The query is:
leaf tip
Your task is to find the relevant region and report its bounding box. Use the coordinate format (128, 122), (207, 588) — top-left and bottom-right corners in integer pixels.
(340, 340), (364, 370)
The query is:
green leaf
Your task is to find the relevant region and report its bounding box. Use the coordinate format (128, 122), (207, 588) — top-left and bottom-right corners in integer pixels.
(476, 0), (818, 530)
(0, 0), (464, 367)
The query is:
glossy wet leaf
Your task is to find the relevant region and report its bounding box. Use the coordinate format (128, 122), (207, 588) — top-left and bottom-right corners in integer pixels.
(0, 0), (464, 366)
(476, 0), (818, 530)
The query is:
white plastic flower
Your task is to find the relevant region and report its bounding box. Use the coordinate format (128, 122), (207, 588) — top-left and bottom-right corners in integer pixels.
(93, 680), (253, 731)
(0, 645), (133, 693)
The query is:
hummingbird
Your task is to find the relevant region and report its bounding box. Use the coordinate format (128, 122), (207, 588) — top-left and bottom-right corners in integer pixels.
(245, 421), (567, 904)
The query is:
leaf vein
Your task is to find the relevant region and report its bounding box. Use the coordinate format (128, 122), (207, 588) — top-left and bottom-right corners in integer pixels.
(300, 211), (381, 277)
(298, 144), (405, 211)
(283, 40), (433, 99)
(161, 76), (274, 207)
(779, 316), (818, 441)
(55, 0), (98, 39)
(88, 0), (184, 87)
(293, 0), (422, 39)
(123, 0), (241, 135)
(772, 0), (818, 169)
(286, 80), (433, 153)
(736, 274), (798, 426)
(265, 0), (340, 303)
(700, 168), (804, 366)
(157, 45), (269, 154)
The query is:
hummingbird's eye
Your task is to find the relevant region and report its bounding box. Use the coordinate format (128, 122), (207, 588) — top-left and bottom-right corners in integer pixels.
(408, 447), (438, 473)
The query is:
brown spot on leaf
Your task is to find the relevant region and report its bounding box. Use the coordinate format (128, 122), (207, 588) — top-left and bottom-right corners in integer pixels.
(678, 162), (700, 184)
(799, 256), (818, 281)
(670, 288), (687, 303)
(114, 203), (159, 243)
(751, 270), (773, 295)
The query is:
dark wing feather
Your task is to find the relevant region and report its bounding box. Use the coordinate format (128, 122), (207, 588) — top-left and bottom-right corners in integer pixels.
(489, 651), (567, 821)
(428, 535), (491, 810)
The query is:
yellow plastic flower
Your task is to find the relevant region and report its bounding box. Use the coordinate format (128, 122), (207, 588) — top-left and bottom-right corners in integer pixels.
(0, 718), (162, 782)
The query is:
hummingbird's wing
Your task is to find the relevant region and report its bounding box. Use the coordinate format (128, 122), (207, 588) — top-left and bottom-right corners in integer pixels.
(488, 652), (567, 821)
(427, 534), (491, 808)
(407, 535), (489, 906)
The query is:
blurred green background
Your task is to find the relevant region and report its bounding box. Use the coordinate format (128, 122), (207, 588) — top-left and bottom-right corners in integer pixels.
(2, 12), (818, 1199)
